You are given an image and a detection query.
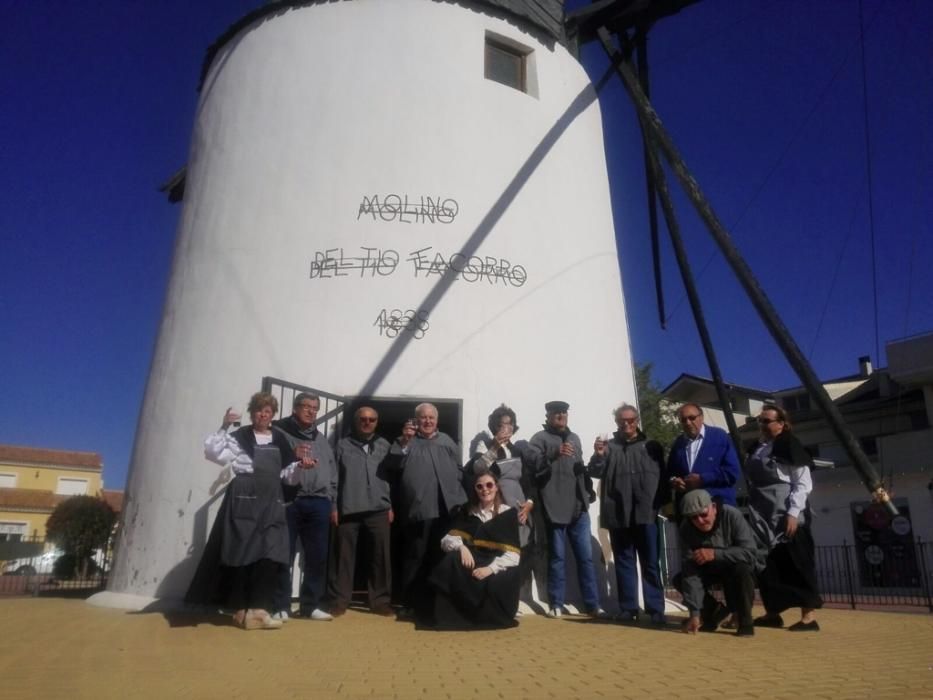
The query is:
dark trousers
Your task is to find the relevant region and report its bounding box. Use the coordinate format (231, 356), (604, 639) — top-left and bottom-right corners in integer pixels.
(610, 523), (665, 616)
(676, 560), (756, 627)
(226, 558), (279, 611)
(327, 510), (392, 611)
(274, 496), (331, 614)
(400, 515), (450, 612)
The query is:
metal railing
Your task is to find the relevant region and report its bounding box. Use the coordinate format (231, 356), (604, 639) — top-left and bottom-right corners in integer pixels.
(261, 376), (346, 444)
(0, 535), (113, 597)
(659, 533), (933, 612)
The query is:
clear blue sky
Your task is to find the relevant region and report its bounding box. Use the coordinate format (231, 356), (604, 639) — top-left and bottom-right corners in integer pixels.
(1, 0), (930, 490)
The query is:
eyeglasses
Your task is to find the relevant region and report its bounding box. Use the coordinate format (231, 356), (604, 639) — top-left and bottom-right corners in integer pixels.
(680, 414), (701, 423)
(358, 417), (377, 424)
(474, 482), (496, 491)
(619, 417), (638, 425)
(757, 417), (780, 425)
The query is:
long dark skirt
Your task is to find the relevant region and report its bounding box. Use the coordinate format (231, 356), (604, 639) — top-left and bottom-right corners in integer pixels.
(759, 525), (823, 613)
(185, 470), (287, 610)
(424, 551), (520, 630)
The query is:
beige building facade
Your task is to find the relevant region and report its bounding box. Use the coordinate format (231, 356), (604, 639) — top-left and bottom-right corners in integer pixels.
(0, 445), (104, 540)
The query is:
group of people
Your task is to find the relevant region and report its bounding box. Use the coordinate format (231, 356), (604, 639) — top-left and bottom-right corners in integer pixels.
(185, 392), (822, 636)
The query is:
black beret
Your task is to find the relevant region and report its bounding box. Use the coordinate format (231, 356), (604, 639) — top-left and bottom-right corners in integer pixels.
(545, 401), (569, 413)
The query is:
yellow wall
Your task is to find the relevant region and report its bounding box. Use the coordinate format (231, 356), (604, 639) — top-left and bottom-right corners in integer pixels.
(0, 463), (102, 494)
(0, 509), (48, 539)
(0, 460), (104, 543)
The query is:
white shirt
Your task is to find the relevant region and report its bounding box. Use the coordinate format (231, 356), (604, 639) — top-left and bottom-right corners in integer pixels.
(439, 503), (520, 574)
(753, 441), (813, 518)
(204, 428), (302, 484)
(686, 424), (706, 472)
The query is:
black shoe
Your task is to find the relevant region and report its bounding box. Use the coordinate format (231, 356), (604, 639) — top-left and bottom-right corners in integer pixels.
(735, 625), (755, 637)
(788, 620), (820, 632)
(753, 614), (784, 628)
(395, 607), (415, 621)
(699, 603), (730, 632)
(615, 610), (639, 624)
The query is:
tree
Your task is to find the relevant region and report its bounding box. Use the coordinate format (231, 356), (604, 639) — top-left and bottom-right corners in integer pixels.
(635, 362), (681, 449)
(45, 495), (115, 579)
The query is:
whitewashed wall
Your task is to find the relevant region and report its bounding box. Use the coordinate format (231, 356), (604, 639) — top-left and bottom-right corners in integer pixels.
(98, 0), (636, 607)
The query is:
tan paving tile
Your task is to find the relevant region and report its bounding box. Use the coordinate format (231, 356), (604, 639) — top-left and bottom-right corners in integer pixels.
(1, 600), (932, 699)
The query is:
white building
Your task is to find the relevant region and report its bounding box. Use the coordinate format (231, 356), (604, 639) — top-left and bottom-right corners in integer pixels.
(95, 0), (638, 610)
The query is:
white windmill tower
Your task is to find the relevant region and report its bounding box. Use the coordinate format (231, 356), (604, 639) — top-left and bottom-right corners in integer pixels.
(94, 0), (636, 611)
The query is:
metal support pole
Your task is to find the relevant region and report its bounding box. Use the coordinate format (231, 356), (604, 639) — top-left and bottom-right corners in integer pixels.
(917, 537), (933, 613)
(842, 540), (857, 610)
(597, 26), (896, 514)
(628, 71), (744, 458)
(634, 30), (667, 330)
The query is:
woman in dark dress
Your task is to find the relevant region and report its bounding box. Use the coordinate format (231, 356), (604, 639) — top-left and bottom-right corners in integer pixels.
(424, 467), (521, 630)
(746, 404), (823, 631)
(186, 392), (307, 630)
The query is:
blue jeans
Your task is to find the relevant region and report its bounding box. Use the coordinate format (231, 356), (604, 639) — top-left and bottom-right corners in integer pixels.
(547, 511), (599, 610)
(274, 496), (331, 613)
(610, 522), (665, 616)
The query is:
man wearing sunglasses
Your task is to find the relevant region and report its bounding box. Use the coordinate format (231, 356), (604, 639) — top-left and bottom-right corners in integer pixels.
(676, 489), (762, 636)
(325, 406), (394, 617)
(667, 403), (741, 516)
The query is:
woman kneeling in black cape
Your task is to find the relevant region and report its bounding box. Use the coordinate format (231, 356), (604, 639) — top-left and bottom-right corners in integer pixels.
(423, 466), (521, 630)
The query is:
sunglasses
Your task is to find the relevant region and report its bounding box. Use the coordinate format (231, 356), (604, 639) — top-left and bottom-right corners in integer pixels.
(358, 417), (377, 423)
(474, 482), (496, 491)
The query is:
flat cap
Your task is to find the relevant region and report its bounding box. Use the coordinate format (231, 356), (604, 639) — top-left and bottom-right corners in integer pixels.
(545, 401), (569, 413)
(681, 489), (713, 517)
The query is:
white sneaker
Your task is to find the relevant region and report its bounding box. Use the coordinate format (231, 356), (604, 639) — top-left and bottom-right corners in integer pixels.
(546, 607), (562, 619)
(310, 608), (333, 621)
(271, 610), (290, 622)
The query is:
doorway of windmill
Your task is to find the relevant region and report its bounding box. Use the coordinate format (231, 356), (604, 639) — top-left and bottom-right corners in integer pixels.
(339, 396), (463, 607)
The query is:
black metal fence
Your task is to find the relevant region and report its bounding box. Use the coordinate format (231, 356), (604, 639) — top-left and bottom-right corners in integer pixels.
(5, 531), (932, 610)
(0, 535), (112, 597)
(659, 535), (933, 612)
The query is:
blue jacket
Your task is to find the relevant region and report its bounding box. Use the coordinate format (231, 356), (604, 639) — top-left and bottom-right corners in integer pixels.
(666, 425), (740, 506)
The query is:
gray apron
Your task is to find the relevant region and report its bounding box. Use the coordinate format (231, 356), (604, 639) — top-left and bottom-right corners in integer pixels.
(497, 457), (532, 547)
(219, 445), (289, 567)
(745, 442), (806, 549)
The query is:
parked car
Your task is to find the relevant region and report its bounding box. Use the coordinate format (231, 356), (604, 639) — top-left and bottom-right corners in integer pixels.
(2, 549), (61, 576)
(2, 548), (106, 576)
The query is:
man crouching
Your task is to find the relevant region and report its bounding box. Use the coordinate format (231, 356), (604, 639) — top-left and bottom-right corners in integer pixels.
(676, 489), (762, 637)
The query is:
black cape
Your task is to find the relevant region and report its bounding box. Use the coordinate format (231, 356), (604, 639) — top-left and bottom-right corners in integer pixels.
(424, 506), (521, 630)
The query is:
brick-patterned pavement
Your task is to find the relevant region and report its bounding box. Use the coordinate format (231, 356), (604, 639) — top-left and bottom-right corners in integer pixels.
(1, 599), (931, 699)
